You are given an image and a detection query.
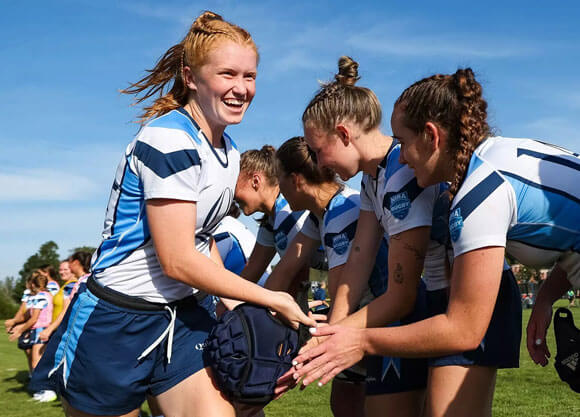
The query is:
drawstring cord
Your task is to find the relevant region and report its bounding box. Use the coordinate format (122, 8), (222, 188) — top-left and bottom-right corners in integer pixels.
(137, 305), (177, 364)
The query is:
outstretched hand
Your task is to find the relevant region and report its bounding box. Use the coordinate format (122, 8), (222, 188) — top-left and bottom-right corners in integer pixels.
(272, 292), (317, 330)
(286, 325), (366, 387)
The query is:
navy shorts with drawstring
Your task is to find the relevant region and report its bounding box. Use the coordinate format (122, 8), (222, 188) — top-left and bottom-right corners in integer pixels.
(29, 277), (215, 415)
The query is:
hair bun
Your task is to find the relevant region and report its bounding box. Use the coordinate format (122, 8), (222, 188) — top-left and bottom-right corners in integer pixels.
(335, 56), (360, 86)
(193, 10), (224, 31)
(260, 145), (276, 157)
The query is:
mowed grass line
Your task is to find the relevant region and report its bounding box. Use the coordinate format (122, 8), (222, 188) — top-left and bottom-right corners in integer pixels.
(1, 300), (578, 416)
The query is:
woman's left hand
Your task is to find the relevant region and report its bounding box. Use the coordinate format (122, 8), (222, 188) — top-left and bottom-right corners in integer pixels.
(8, 325), (24, 341)
(289, 325), (366, 387)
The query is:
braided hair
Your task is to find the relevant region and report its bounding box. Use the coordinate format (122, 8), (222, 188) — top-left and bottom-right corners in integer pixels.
(395, 68), (490, 195)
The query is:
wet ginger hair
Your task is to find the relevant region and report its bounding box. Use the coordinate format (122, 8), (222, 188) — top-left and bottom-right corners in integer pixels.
(240, 145), (280, 186)
(395, 68), (490, 196)
(302, 56), (382, 134)
(122, 11), (258, 123)
(276, 136), (336, 185)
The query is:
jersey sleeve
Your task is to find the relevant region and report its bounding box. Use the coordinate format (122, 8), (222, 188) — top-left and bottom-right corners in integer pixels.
(359, 175), (375, 212)
(47, 281), (60, 296)
(384, 176), (439, 236)
(300, 213), (322, 241)
(256, 223), (275, 248)
(322, 200), (359, 270)
(31, 293), (50, 310)
(450, 171), (514, 257)
(131, 127), (204, 201)
(63, 282), (77, 300)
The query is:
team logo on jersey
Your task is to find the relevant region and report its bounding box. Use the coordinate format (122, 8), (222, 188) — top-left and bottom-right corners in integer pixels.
(390, 191), (411, 220)
(449, 207), (464, 242)
(275, 231), (288, 251)
(332, 233), (350, 255)
(203, 187), (234, 231)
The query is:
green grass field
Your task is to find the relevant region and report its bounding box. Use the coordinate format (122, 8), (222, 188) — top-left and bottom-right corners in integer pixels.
(1, 301), (578, 416)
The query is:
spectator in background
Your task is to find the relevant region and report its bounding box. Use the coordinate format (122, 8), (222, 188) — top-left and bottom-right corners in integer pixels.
(511, 263), (522, 282)
(58, 261), (75, 282)
(9, 272), (53, 371)
(312, 281), (329, 313)
(32, 251), (92, 403)
(40, 251), (92, 343)
(38, 265), (60, 297)
(51, 260), (77, 322)
(568, 290), (576, 308)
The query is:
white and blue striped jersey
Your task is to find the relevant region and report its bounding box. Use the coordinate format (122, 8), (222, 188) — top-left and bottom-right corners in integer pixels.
(301, 186), (389, 298)
(449, 137), (580, 288)
(91, 108), (240, 303)
(360, 141), (449, 291)
(256, 194), (309, 257)
(214, 216), (256, 275)
(47, 280), (60, 296)
(21, 289), (31, 305)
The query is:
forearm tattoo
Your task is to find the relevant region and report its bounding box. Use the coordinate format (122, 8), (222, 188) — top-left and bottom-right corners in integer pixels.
(391, 233), (426, 262)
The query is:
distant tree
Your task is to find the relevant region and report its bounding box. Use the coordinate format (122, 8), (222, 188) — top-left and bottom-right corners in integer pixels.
(1, 276), (16, 298)
(0, 277), (18, 318)
(69, 246), (97, 256)
(0, 291), (18, 318)
(515, 265), (538, 283)
(12, 241), (60, 303)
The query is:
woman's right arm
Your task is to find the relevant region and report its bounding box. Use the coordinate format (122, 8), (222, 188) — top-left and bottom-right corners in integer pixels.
(292, 246), (506, 386)
(146, 199), (316, 329)
(9, 308), (41, 341)
(329, 210), (383, 324)
(334, 225), (430, 330)
(240, 243), (276, 283)
(263, 232), (319, 292)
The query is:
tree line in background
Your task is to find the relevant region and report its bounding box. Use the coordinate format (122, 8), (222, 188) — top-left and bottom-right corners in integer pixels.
(0, 241), (95, 318)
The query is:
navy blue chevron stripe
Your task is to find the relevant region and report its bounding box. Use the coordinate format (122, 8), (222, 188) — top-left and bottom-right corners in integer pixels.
(517, 148), (580, 172)
(276, 212), (302, 235)
(308, 212), (319, 228)
(454, 172), (504, 221)
(133, 141), (201, 179)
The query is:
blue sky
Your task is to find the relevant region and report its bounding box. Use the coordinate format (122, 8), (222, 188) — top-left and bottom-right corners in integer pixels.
(1, 1), (579, 279)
